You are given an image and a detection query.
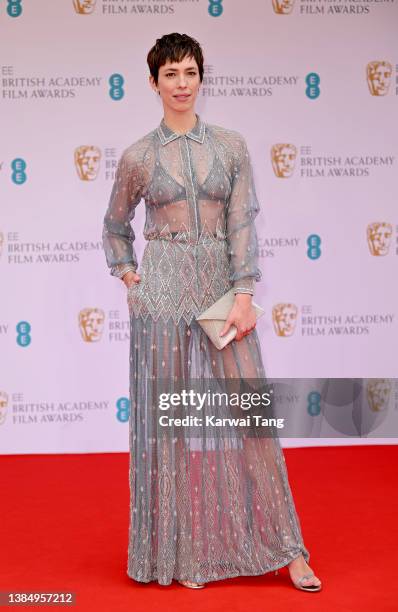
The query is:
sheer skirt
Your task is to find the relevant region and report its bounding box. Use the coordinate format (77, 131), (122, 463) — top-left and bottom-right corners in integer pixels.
(126, 238), (310, 585)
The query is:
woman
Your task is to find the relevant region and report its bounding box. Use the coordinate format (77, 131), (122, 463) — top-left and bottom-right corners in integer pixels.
(102, 33), (322, 592)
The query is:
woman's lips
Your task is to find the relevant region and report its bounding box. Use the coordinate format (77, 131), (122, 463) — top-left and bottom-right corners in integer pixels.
(174, 94), (191, 100)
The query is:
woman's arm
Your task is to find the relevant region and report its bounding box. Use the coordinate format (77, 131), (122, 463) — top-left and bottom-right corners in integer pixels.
(226, 134), (262, 297)
(102, 147), (143, 282)
(220, 135), (262, 341)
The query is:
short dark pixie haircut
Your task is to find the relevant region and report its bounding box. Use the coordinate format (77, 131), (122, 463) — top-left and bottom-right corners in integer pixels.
(147, 33), (204, 85)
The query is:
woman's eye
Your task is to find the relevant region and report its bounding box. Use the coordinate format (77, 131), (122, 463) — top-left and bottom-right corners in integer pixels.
(164, 71), (196, 77)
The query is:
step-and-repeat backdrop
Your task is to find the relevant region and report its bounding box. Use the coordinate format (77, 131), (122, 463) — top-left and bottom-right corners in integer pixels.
(1, 1), (397, 453)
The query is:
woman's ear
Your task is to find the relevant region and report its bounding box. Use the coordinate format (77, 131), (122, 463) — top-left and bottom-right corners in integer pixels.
(148, 75), (158, 94)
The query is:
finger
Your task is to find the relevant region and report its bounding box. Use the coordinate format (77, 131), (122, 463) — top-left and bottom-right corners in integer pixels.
(219, 318), (233, 337)
(125, 276), (139, 288)
(127, 275), (140, 288)
(234, 327), (245, 341)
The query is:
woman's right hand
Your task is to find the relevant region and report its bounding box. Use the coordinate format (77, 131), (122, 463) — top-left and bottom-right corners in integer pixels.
(122, 270), (141, 288)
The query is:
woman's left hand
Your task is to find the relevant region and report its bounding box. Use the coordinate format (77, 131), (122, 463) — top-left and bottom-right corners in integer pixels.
(219, 294), (256, 342)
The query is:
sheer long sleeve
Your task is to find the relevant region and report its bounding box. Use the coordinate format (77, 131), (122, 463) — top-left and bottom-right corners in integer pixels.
(102, 148), (143, 279)
(226, 135), (262, 295)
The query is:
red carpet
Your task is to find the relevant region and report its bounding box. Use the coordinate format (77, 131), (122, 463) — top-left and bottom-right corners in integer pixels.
(1, 445), (397, 612)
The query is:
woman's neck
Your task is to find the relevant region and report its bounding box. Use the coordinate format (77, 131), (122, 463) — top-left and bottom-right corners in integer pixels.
(162, 109), (198, 135)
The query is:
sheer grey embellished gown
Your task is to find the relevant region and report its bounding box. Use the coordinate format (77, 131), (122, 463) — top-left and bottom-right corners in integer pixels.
(102, 114), (310, 585)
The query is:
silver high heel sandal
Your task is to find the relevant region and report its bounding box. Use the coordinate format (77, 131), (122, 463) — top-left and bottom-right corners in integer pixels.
(178, 580), (205, 589)
(274, 568), (322, 592)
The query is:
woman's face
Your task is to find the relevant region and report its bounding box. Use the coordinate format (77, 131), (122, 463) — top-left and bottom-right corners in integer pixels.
(150, 55), (201, 114)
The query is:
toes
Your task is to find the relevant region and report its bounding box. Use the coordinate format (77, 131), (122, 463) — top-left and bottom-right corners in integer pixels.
(302, 577), (321, 587)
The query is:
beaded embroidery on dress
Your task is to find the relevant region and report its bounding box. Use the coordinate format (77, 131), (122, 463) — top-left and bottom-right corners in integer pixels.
(102, 114), (310, 585)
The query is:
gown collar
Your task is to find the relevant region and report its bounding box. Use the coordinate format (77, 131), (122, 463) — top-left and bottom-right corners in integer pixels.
(157, 113), (206, 146)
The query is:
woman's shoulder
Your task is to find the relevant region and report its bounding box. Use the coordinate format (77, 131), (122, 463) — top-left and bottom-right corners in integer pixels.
(205, 121), (247, 147)
(205, 121), (248, 159)
(120, 129), (156, 167)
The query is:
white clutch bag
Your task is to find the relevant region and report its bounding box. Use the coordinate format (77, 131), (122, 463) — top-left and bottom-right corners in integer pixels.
(196, 288), (265, 350)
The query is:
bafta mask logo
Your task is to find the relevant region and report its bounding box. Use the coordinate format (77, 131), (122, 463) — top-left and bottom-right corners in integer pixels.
(272, 303), (298, 337)
(0, 391), (8, 425)
(367, 222), (392, 256)
(0, 231), (4, 259)
(75, 146), (101, 181)
(271, 144), (297, 178)
(366, 61), (392, 96)
(272, 0), (295, 14)
(366, 379), (391, 412)
(73, 0), (97, 15)
(79, 308), (105, 342)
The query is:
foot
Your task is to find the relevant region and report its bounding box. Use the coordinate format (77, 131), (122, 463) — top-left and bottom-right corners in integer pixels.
(178, 579), (205, 589)
(288, 554), (322, 590)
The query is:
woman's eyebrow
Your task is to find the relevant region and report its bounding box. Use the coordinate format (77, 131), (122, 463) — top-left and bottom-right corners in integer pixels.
(162, 66), (197, 72)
